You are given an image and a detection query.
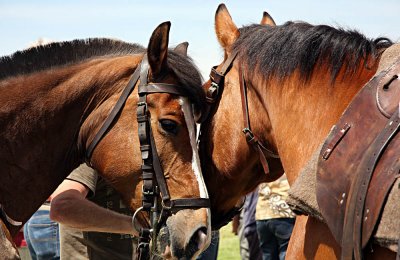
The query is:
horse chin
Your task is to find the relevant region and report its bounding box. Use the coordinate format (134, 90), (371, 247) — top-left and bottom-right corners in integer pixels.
(155, 225), (171, 258)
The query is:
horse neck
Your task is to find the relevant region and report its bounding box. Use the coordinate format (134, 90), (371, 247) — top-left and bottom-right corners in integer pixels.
(264, 63), (378, 184)
(0, 55), (139, 232)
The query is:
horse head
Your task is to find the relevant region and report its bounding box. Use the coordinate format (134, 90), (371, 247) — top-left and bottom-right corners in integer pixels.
(200, 3), (395, 259)
(81, 22), (210, 259)
(199, 4), (284, 230)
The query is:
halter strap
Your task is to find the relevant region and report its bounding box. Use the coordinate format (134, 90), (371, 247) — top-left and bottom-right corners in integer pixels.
(238, 64), (279, 175)
(0, 204), (22, 227)
(206, 50), (279, 175)
(85, 62), (142, 161)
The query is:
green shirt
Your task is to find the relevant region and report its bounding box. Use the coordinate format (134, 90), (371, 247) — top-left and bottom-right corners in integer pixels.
(59, 164), (137, 260)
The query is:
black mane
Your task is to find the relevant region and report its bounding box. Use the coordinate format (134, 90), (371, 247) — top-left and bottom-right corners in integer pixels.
(0, 38), (205, 109)
(0, 38), (145, 80)
(233, 22), (393, 83)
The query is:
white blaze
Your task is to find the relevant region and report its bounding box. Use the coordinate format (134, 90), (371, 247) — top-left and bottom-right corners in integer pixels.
(180, 97), (212, 249)
(179, 97), (209, 199)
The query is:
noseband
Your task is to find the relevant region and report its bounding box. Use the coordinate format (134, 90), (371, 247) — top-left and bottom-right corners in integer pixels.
(202, 50), (280, 230)
(86, 54), (210, 259)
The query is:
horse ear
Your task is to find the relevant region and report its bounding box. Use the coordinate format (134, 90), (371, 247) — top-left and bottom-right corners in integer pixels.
(147, 21), (171, 77)
(174, 42), (189, 56)
(215, 4), (239, 50)
(260, 11), (276, 26)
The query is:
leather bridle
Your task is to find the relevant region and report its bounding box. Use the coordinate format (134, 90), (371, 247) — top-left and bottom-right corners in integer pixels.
(86, 54), (210, 259)
(201, 50), (280, 230)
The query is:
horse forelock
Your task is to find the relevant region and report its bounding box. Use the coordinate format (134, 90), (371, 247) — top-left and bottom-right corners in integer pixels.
(233, 22), (393, 86)
(0, 38), (145, 81)
(167, 51), (206, 116)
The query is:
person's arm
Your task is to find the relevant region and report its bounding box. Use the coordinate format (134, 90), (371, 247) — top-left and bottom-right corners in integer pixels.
(49, 179), (139, 237)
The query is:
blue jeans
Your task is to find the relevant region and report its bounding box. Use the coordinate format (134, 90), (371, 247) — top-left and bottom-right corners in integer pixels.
(23, 209), (60, 260)
(196, 230), (219, 260)
(256, 218), (295, 260)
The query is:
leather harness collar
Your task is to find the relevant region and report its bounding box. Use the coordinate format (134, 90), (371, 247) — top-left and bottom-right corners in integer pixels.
(86, 54), (210, 259)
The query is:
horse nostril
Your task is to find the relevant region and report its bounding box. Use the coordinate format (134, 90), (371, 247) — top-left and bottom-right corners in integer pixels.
(184, 226), (208, 259)
(196, 229), (208, 252)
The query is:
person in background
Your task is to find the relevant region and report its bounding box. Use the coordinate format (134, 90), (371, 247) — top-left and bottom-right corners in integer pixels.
(50, 164), (138, 260)
(232, 189), (262, 260)
(23, 200), (60, 260)
(255, 175), (295, 260)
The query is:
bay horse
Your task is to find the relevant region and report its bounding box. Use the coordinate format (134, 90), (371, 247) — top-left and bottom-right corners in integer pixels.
(199, 4), (397, 259)
(0, 22), (211, 259)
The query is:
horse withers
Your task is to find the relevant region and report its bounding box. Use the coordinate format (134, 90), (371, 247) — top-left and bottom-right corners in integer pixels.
(199, 4), (397, 259)
(0, 22), (210, 259)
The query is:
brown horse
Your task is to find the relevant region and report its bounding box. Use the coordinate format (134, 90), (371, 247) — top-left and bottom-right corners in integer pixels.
(0, 22), (210, 259)
(199, 4), (397, 259)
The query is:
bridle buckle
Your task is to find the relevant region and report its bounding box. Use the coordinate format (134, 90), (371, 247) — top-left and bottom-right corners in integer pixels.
(206, 81), (220, 103)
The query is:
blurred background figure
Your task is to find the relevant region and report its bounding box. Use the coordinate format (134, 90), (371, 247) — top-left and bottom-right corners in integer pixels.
(24, 200), (60, 260)
(256, 175), (295, 260)
(232, 189), (262, 260)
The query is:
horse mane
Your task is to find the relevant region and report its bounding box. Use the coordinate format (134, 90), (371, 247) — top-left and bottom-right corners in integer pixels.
(0, 38), (205, 110)
(0, 38), (145, 80)
(234, 22), (393, 84)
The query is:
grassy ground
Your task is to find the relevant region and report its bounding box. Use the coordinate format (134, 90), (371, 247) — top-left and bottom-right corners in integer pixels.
(217, 223), (241, 260)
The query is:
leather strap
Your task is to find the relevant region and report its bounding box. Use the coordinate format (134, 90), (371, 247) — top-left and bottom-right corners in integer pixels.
(205, 51), (279, 175)
(135, 56), (211, 257)
(86, 62), (142, 161)
(137, 228), (151, 260)
(139, 83), (188, 96)
(341, 110), (400, 260)
(238, 64), (279, 175)
(0, 204), (22, 227)
(168, 198), (211, 213)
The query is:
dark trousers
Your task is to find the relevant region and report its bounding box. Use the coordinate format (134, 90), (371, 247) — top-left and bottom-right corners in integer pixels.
(256, 218), (295, 260)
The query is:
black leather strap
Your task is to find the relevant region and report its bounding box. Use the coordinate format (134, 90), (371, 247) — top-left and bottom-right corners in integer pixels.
(86, 63), (142, 161)
(238, 64), (279, 175)
(169, 198), (211, 212)
(139, 83), (188, 96)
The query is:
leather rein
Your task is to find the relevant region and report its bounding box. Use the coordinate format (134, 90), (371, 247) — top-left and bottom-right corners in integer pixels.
(86, 54), (210, 259)
(202, 50), (280, 230)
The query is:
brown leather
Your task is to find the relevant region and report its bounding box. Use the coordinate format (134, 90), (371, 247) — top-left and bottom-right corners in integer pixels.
(316, 58), (400, 259)
(376, 68), (400, 118)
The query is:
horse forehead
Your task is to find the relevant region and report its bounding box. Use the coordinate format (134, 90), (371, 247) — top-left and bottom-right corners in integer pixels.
(148, 94), (185, 114)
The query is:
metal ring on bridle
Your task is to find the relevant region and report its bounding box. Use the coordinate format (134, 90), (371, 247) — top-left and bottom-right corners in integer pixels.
(132, 206), (152, 234)
(161, 200), (173, 211)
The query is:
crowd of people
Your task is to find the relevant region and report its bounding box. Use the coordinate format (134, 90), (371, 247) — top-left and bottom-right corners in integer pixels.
(21, 165), (294, 260)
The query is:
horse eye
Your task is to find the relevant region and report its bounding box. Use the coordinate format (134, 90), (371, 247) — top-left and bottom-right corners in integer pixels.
(159, 119), (179, 135)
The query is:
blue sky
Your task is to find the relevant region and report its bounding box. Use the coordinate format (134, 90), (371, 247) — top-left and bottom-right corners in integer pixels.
(1, 0), (399, 78)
